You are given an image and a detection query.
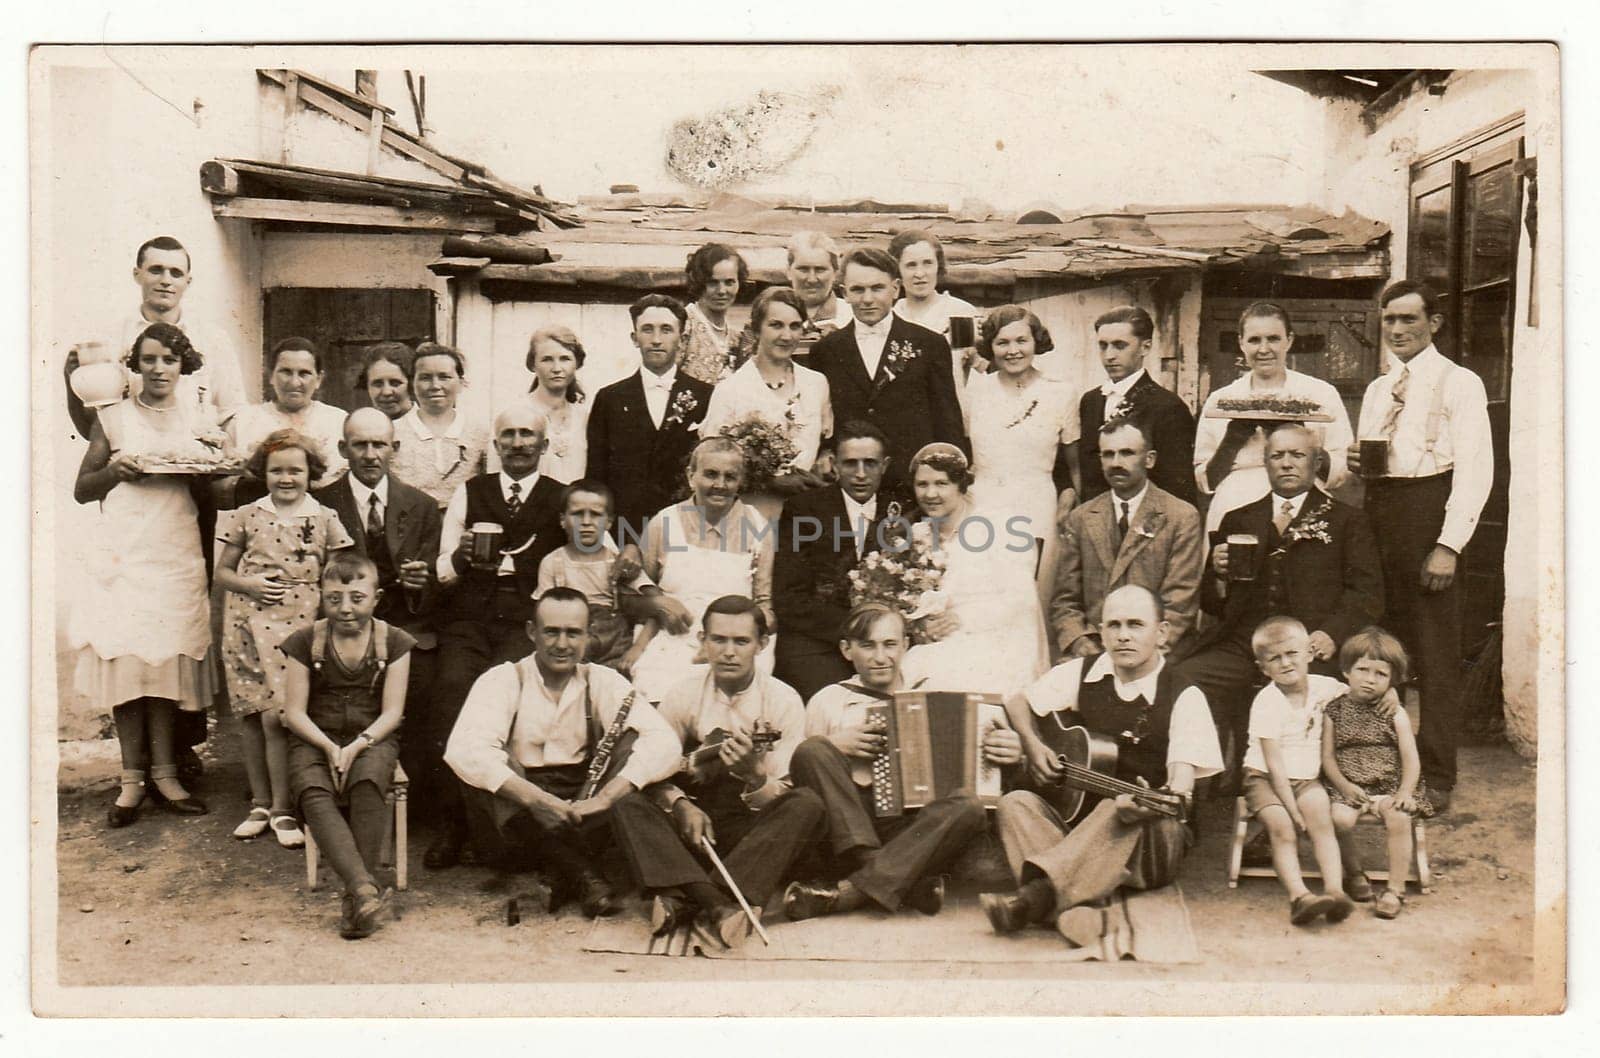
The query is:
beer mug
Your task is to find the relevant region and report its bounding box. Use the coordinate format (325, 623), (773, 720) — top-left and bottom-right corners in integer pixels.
(470, 522), (504, 568)
(1226, 533), (1260, 582)
(1359, 437), (1389, 479)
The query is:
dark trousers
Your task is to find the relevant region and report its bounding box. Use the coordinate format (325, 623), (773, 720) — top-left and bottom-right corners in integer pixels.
(773, 637), (854, 704)
(789, 736), (985, 911)
(1178, 634), (1339, 776)
(299, 781), (388, 894)
(431, 601), (536, 834)
(393, 646), (439, 817)
(1366, 473), (1463, 790)
(626, 779), (826, 907)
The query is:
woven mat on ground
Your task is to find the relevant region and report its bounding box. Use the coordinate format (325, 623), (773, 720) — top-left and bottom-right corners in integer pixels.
(582, 885), (1200, 963)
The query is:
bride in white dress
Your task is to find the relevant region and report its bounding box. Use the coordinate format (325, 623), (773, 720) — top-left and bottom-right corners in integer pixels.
(900, 444), (1049, 697)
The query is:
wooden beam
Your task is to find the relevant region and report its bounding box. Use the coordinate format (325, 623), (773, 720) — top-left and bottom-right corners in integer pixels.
(212, 197), (496, 233)
(261, 70), (465, 182)
(199, 160), (241, 196)
(367, 107), (385, 176)
(281, 72), (299, 164)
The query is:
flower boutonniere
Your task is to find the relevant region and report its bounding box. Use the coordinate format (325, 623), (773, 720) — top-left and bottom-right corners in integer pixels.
(1005, 398), (1040, 430)
(1279, 497), (1335, 547)
(664, 388), (700, 429)
(877, 339), (922, 387)
(1132, 511), (1166, 542)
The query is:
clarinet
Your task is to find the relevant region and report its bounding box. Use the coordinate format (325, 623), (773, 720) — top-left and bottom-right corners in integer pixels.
(578, 692), (635, 800)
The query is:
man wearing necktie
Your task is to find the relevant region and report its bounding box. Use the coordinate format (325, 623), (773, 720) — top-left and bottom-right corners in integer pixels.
(1345, 281), (1493, 809)
(1050, 419), (1203, 662)
(1179, 423), (1383, 786)
(772, 421), (895, 700)
(425, 402), (569, 868)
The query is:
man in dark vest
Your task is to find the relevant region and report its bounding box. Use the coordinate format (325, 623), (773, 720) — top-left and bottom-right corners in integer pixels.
(313, 408), (443, 812)
(425, 401), (567, 868)
(983, 585), (1222, 944)
(771, 419), (893, 700)
(1076, 306), (1197, 505)
(586, 294), (713, 542)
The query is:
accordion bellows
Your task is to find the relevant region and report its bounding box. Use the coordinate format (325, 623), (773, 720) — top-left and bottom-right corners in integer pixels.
(866, 691), (1006, 818)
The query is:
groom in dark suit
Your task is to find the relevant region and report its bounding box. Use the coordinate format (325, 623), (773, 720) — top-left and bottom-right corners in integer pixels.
(587, 294), (714, 542)
(772, 420), (893, 701)
(809, 248), (966, 498)
(1179, 423), (1384, 778)
(1077, 306), (1197, 505)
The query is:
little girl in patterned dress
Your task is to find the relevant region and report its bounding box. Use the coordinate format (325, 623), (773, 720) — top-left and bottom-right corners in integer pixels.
(1321, 626), (1434, 920)
(216, 429), (353, 847)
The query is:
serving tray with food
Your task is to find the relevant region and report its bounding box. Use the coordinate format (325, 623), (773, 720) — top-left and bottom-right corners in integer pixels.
(128, 432), (243, 475)
(1203, 396), (1334, 422)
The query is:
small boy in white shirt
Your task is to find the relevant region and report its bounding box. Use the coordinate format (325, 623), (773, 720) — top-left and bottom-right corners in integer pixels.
(1241, 616), (1353, 925)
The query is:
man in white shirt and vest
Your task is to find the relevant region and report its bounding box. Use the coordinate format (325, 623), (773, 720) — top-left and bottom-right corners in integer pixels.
(445, 587), (684, 917)
(1346, 280), (1494, 808)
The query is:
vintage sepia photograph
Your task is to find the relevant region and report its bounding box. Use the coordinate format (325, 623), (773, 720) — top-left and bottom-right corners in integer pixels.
(26, 39), (1564, 1019)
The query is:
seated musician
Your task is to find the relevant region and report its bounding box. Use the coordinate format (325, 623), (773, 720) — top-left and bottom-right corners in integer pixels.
(983, 584), (1222, 943)
(783, 602), (1023, 920)
(442, 587), (690, 917)
(641, 595), (825, 946)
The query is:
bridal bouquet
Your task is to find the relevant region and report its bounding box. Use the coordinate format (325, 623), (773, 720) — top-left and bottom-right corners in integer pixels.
(718, 413), (800, 491)
(848, 518), (948, 642)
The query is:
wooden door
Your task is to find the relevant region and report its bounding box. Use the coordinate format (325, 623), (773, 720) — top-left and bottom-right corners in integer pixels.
(263, 288), (437, 412)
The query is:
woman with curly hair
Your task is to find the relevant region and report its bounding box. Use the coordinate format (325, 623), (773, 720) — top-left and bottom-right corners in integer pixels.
(679, 242), (748, 384)
(899, 443), (1049, 696)
(525, 326), (590, 482)
(359, 342), (416, 420)
(72, 322), (220, 827)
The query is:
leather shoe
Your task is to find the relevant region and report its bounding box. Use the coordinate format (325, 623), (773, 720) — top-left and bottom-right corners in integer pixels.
(650, 893), (693, 936)
(905, 875), (945, 916)
(782, 880), (839, 921)
(107, 802), (141, 828)
(705, 902), (755, 949)
(158, 794), (208, 816)
(979, 891), (1031, 934)
(1345, 872), (1374, 902)
(578, 874), (620, 918)
(1430, 787), (1452, 814)
(423, 826), (465, 870)
(1290, 891), (1336, 925)
(341, 886), (389, 940)
(1325, 891), (1356, 924)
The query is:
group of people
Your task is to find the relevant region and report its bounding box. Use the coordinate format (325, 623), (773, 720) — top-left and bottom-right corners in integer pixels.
(63, 228), (1492, 945)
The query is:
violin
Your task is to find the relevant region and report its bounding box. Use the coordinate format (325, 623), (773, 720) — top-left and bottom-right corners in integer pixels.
(680, 719), (781, 778)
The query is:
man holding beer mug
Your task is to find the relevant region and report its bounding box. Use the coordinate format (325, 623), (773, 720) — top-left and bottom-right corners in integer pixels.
(426, 402), (569, 868)
(1179, 423), (1384, 787)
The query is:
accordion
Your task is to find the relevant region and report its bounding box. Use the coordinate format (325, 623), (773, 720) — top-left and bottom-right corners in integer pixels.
(865, 691), (1006, 818)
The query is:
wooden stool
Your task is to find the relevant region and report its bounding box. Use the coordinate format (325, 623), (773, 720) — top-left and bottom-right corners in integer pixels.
(1225, 795), (1430, 893)
(305, 762), (409, 892)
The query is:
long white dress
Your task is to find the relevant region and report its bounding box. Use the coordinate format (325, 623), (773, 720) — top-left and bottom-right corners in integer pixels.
(70, 400), (216, 712)
(966, 371), (1075, 597)
(700, 359), (833, 522)
(902, 505), (1049, 697)
(1192, 369), (1354, 533)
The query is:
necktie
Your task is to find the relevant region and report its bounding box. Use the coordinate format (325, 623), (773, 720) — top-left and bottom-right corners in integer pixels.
(365, 493), (383, 539)
(1273, 499), (1295, 536)
(507, 481), (523, 517)
(1116, 500), (1130, 547)
(1379, 365), (1409, 441)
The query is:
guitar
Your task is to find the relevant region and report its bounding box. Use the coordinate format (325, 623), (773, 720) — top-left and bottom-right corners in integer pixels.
(1033, 713), (1189, 824)
(679, 719), (781, 778)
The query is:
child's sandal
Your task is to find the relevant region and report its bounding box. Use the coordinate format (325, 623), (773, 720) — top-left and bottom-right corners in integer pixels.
(270, 813), (306, 849)
(1374, 888), (1404, 919)
(232, 806), (272, 840)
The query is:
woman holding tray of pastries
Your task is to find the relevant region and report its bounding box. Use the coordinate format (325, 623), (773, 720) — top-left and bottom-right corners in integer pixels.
(71, 322), (219, 826)
(1193, 301), (1353, 533)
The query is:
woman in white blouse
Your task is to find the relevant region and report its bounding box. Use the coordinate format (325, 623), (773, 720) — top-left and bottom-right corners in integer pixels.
(679, 242), (748, 385)
(525, 326), (590, 483)
(1193, 302), (1354, 532)
(700, 287), (833, 522)
(889, 229), (983, 422)
(227, 337), (348, 496)
(966, 305), (1077, 601)
(389, 342), (490, 509)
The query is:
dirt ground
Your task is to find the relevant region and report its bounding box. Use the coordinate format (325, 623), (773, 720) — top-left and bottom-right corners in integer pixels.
(48, 727), (1538, 1009)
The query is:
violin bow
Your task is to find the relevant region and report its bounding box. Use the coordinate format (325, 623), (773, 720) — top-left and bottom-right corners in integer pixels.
(701, 836), (770, 946)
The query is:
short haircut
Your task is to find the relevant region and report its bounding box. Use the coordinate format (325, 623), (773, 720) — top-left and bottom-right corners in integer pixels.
(1265, 421), (1320, 452)
(832, 418), (890, 456)
(688, 435), (746, 474)
(321, 552), (379, 585)
(841, 601), (905, 643)
(526, 326), (587, 403)
(127, 322), (203, 375)
(1251, 615), (1309, 657)
(629, 293), (688, 328)
(246, 428), (328, 483)
(270, 336), (322, 374)
(1338, 625), (1410, 686)
(1098, 415), (1152, 450)
(1094, 305), (1155, 342)
(1238, 300), (1295, 337)
(410, 341), (467, 381)
(492, 401), (548, 436)
(887, 229), (948, 288)
(977, 304), (1054, 361)
(1380, 279), (1443, 318)
(786, 230), (840, 269)
(534, 585), (591, 624)
(684, 243), (749, 301)
(135, 235), (190, 270)
(841, 246), (899, 281)
(359, 342), (415, 388)
(560, 478), (615, 516)
(749, 286), (806, 331)
(701, 594), (769, 638)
